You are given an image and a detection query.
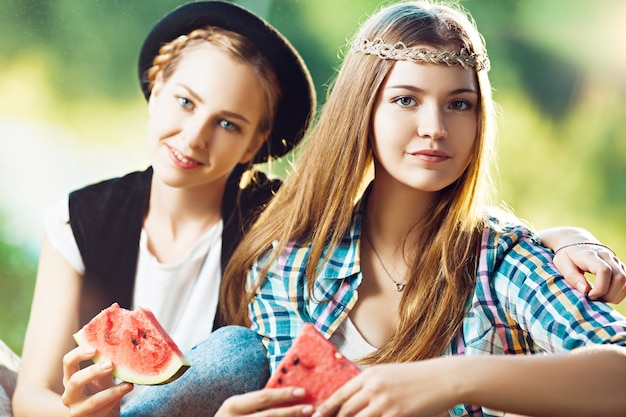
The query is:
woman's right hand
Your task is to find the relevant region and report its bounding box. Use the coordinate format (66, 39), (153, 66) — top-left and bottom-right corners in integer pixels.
(216, 387), (314, 417)
(61, 345), (133, 417)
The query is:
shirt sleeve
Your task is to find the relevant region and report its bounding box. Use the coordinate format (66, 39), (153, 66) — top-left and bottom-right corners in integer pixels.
(477, 223), (626, 354)
(44, 197), (85, 274)
(247, 248), (307, 373)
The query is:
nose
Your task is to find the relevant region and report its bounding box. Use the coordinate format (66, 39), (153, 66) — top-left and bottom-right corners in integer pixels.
(183, 118), (211, 150)
(416, 103), (447, 140)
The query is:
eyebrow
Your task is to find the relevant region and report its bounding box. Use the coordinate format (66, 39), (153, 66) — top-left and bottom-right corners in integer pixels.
(177, 83), (252, 125)
(386, 85), (478, 95)
(221, 111), (252, 125)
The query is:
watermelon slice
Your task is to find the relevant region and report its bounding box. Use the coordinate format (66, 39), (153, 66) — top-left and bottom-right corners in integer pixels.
(73, 303), (190, 385)
(264, 323), (361, 406)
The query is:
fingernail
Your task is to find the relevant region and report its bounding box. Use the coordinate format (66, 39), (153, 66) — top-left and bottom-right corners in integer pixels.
(100, 360), (113, 370)
(83, 346), (96, 355)
(301, 405), (314, 415)
(576, 282), (588, 294)
(293, 387), (305, 397)
(312, 411), (321, 417)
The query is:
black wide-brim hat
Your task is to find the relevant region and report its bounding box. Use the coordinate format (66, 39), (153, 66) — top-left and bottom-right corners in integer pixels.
(138, 1), (315, 163)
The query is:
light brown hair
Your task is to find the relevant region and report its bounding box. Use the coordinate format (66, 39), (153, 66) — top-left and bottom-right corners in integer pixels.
(222, 0), (497, 364)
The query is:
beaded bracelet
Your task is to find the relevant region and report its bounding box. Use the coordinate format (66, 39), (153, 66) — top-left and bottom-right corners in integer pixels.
(553, 242), (616, 256)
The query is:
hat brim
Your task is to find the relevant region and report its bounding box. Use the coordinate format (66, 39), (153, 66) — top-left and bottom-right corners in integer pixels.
(138, 1), (315, 163)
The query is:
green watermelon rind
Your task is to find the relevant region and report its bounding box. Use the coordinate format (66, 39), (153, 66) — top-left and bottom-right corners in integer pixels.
(73, 304), (191, 386)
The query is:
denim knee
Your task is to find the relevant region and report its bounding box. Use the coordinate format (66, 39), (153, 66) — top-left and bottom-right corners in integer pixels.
(121, 325), (269, 417)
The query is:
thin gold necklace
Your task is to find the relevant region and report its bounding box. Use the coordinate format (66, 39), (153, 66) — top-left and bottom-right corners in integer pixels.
(362, 226), (406, 292)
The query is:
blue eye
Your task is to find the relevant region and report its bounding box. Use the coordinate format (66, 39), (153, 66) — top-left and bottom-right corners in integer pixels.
(393, 96), (417, 107)
(219, 119), (237, 132)
(177, 97), (193, 109)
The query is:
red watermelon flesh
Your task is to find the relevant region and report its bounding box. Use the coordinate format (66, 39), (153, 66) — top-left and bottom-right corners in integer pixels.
(264, 323), (361, 406)
(73, 303), (190, 385)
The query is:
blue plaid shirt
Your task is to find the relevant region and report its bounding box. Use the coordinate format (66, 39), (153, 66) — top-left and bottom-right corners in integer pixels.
(247, 200), (626, 416)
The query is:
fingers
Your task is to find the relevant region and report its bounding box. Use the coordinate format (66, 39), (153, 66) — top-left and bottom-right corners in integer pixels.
(319, 391), (366, 417)
(554, 245), (626, 303)
(64, 360), (115, 394)
(62, 346), (133, 416)
(217, 388), (314, 417)
(588, 256), (626, 303)
(552, 255), (590, 295)
(63, 346), (97, 388)
(62, 382), (131, 417)
(314, 376), (361, 417)
(587, 262), (613, 300)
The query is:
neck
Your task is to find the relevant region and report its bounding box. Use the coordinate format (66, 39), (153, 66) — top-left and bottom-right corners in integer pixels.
(143, 173), (230, 263)
(147, 174), (227, 236)
(365, 178), (435, 249)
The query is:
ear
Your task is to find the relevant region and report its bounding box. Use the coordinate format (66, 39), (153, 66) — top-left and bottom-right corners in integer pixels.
(238, 130), (270, 164)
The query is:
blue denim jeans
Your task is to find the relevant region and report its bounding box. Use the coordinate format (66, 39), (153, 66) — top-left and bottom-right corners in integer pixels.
(121, 325), (269, 417)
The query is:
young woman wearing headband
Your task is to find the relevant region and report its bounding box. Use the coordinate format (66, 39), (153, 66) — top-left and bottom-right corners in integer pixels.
(221, 1), (626, 416)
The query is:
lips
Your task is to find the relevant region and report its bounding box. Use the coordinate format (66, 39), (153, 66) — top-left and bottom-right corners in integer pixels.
(408, 149), (450, 162)
(167, 145), (203, 169)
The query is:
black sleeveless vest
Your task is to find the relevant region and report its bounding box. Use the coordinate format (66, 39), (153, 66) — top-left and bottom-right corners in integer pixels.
(68, 166), (280, 330)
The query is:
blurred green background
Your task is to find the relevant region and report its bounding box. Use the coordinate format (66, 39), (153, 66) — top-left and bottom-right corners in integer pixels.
(1, 0), (624, 354)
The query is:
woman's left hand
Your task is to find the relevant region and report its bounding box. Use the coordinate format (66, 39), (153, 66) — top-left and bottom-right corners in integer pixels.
(313, 362), (453, 417)
(554, 243), (626, 303)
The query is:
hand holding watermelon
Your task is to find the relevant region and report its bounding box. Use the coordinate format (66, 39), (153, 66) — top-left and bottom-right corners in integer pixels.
(73, 303), (190, 386)
(60, 303), (190, 416)
(61, 344), (133, 417)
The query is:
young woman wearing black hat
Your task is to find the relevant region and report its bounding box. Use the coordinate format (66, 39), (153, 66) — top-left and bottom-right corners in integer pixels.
(8, 1), (625, 417)
(12, 1), (315, 416)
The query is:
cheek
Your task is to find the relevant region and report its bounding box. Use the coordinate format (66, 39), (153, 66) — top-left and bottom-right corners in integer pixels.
(371, 120), (411, 162)
(145, 118), (161, 147)
(451, 118), (478, 155)
(371, 112), (396, 153)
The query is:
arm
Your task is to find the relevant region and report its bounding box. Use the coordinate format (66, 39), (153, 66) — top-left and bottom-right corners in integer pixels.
(538, 227), (625, 302)
(316, 345), (626, 417)
(457, 345), (626, 417)
(12, 236), (131, 417)
(463, 233), (626, 415)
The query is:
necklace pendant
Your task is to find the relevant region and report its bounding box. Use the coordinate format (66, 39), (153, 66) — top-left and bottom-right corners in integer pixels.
(394, 282), (406, 292)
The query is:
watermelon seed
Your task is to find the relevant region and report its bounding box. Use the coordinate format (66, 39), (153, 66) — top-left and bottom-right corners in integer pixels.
(293, 356), (300, 366)
(277, 378), (283, 384)
(141, 331), (147, 338)
(281, 366), (288, 374)
(131, 337), (139, 346)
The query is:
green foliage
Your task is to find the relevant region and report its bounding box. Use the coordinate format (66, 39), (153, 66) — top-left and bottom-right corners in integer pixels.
(0, 221), (36, 354)
(1, 0), (625, 352)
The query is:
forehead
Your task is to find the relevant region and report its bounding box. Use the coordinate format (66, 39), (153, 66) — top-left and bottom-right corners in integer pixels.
(171, 43), (267, 121)
(382, 60), (478, 92)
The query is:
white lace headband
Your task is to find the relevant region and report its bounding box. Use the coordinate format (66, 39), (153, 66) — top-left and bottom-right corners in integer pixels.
(352, 37), (490, 72)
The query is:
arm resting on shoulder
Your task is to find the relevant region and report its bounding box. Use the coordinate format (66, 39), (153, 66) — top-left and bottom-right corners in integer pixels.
(538, 227), (626, 303)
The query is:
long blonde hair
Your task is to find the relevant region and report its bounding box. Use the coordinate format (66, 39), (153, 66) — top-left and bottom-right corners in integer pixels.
(222, 0), (497, 363)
